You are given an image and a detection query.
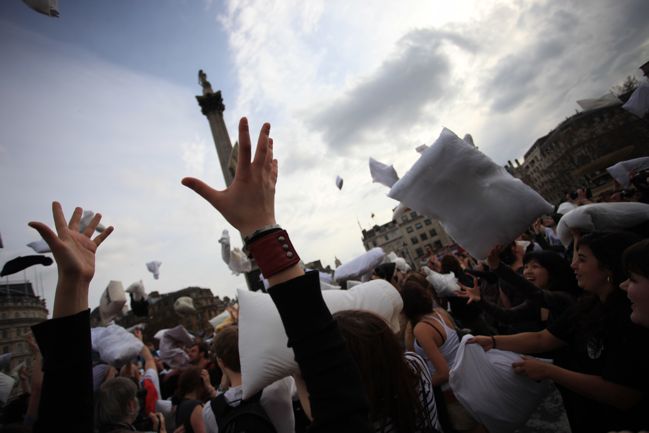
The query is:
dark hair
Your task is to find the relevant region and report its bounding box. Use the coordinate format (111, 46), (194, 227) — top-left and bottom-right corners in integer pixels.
(400, 275), (434, 323)
(440, 255), (462, 275)
(176, 366), (207, 400)
(523, 250), (580, 296)
(334, 310), (427, 433)
(193, 341), (209, 358)
(374, 262), (396, 281)
(212, 325), (240, 372)
(498, 242), (517, 266)
(623, 239), (649, 278)
(96, 377), (138, 427)
(577, 231), (642, 286)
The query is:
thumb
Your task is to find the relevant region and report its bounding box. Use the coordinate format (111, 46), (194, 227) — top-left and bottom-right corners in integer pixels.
(182, 177), (223, 208)
(28, 222), (61, 251)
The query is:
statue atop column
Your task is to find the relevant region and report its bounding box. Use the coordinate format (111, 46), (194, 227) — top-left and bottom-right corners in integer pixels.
(198, 69), (214, 95)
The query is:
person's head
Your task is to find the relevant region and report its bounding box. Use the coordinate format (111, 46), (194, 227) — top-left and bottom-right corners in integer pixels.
(175, 366), (209, 401)
(96, 377), (140, 426)
(523, 250), (579, 295)
(212, 325), (240, 373)
(497, 242), (523, 266)
(400, 275), (434, 323)
(572, 231), (642, 300)
(542, 215), (557, 228)
(333, 310), (423, 431)
(373, 263), (397, 285)
(621, 239), (649, 327)
(119, 360), (142, 385)
(188, 342), (209, 364)
(93, 363), (117, 392)
(440, 254), (463, 275)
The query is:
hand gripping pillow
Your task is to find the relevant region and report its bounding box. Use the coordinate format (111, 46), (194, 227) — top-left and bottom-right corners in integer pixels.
(369, 157), (400, 188)
(449, 335), (551, 433)
(158, 325), (194, 369)
(238, 278), (403, 399)
(607, 156), (649, 188)
(333, 247), (385, 282)
(388, 128), (553, 259)
(99, 281), (127, 323)
(421, 266), (460, 297)
(556, 202), (649, 247)
(91, 324), (143, 365)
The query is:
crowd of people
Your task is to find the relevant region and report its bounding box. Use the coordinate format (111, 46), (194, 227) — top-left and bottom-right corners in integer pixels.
(1, 117), (648, 433)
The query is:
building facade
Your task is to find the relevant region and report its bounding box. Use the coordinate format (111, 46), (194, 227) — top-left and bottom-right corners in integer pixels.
(361, 211), (454, 267)
(507, 93), (649, 205)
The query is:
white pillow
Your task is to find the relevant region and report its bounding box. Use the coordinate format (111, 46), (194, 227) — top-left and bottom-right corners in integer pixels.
(0, 372), (16, 404)
(333, 247), (385, 282)
(174, 296), (196, 315)
(607, 156), (649, 188)
(229, 248), (252, 275)
(146, 261), (162, 279)
(26, 240), (51, 253)
(91, 324), (143, 365)
(556, 202), (649, 247)
(219, 229), (231, 265)
(99, 281), (127, 323)
(126, 280), (147, 301)
(159, 325), (194, 369)
(369, 157), (399, 188)
(421, 266), (461, 297)
(450, 335), (550, 433)
(238, 278), (403, 399)
(622, 82), (649, 118)
(556, 201), (577, 215)
(388, 128), (553, 259)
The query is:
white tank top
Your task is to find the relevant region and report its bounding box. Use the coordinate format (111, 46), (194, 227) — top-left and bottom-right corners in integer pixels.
(414, 312), (460, 389)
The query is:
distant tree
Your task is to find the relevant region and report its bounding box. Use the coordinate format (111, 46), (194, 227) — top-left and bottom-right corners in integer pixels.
(612, 75), (640, 96)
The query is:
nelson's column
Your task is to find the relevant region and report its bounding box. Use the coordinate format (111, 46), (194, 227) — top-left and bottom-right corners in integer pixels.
(195, 69), (264, 292)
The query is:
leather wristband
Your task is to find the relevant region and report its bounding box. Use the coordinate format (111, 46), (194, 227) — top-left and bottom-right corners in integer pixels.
(246, 229), (300, 277)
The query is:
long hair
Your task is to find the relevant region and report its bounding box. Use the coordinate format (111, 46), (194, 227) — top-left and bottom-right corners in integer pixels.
(175, 366), (207, 401)
(334, 310), (427, 433)
(623, 238), (649, 278)
(523, 250), (580, 296)
(400, 275), (434, 324)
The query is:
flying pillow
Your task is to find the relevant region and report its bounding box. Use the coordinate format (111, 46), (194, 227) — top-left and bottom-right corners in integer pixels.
(238, 278), (402, 399)
(99, 281), (127, 323)
(369, 157), (399, 188)
(333, 247), (385, 282)
(91, 325), (143, 365)
(174, 296), (196, 315)
(421, 266), (460, 297)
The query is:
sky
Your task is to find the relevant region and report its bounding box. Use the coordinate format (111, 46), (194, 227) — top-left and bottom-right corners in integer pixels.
(1, 0), (648, 314)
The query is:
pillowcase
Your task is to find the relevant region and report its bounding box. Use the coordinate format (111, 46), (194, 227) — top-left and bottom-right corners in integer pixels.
(606, 156), (649, 188)
(369, 157), (400, 188)
(556, 202), (649, 247)
(91, 324), (143, 365)
(238, 278), (402, 398)
(333, 247), (385, 282)
(388, 128), (553, 259)
(174, 296), (196, 315)
(99, 280), (127, 323)
(421, 266), (461, 297)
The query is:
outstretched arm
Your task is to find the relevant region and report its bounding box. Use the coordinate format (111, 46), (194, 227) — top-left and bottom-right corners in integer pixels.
(29, 202), (113, 433)
(183, 118), (370, 433)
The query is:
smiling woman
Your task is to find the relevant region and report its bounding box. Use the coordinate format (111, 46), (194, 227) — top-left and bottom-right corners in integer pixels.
(621, 239), (649, 327)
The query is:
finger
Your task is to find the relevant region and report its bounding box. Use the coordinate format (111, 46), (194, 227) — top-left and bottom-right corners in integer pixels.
(93, 225), (114, 247)
(83, 212), (102, 237)
(68, 206), (83, 232)
(236, 117), (252, 176)
(466, 338), (476, 344)
(181, 177), (223, 209)
(52, 201), (68, 238)
(265, 137), (274, 166)
(252, 122), (271, 166)
(271, 159), (278, 184)
(512, 361), (523, 368)
(28, 221), (62, 251)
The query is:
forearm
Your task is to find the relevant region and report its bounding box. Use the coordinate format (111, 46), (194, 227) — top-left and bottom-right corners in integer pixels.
(548, 365), (643, 410)
(141, 345), (157, 372)
(52, 277), (90, 318)
(493, 330), (562, 354)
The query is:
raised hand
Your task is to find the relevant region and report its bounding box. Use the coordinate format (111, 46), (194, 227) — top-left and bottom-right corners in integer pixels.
(486, 244), (503, 270)
(182, 117), (278, 237)
(28, 201), (113, 317)
(457, 278), (481, 304)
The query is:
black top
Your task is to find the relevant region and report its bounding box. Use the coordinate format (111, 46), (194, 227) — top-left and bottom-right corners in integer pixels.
(175, 399), (202, 433)
(547, 293), (649, 433)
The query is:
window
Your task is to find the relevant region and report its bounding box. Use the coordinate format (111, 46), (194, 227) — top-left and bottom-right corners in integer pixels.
(434, 240), (443, 248)
(384, 235), (389, 241)
(429, 229), (437, 237)
(406, 226), (414, 233)
(410, 211), (417, 218)
(424, 219), (432, 225)
(415, 248), (424, 257)
(410, 237), (419, 245)
(420, 233), (428, 241)
(415, 223), (423, 230)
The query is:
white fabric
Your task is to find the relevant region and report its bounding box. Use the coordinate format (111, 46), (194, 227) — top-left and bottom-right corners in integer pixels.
(392, 203), (409, 220)
(158, 325), (194, 369)
(369, 157), (400, 188)
(155, 399), (173, 420)
(421, 266), (461, 296)
(203, 377), (295, 433)
(228, 248), (252, 275)
(146, 261), (162, 279)
(0, 372), (16, 404)
(393, 257), (410, 272)
(91, 325), (143, 365)
(153, 328), (168, 340)
(238, 278), (403, 398)
(174, 296), (196, 315)
(414, 313), (460, 391)
(318, 271), (333, 284)
(218, 230), (231, 265)
(333, 247), (385, 282)
(556, 201), (577, 215)
(143, 367), (161, 400)
(22, 0), (59, 17)
(79, 210), (106, 234)
(26, 240), (50, 253)
(99, 280), (127, 323)
(449, 335), (551, 433)
(125, 280), (147, 301)
(556, 202), (649, 247)
(607, 156), (649, 188)
(576, 92), (621, 111)
(319, 281), (342, 290)
(622, 82), (649, 118)
(0, 353), (11, 370)
(388, 128), (553, 259)
(335, 175), (343, 190)
(209, 310), (232, 328)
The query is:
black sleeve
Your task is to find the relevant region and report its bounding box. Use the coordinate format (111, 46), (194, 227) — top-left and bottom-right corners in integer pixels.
(546, 304), (578, 345)
(480, 298), (539, 324)
(493, 263), (544, 302)
(268, 271), (371, 433)
(601, 318), (649, 391)
(32, 310), (93, 433)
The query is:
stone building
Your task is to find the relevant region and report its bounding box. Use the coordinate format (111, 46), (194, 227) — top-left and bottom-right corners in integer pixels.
(507, 92), (649, 205)
(0, 282), (48, 401)
(361, 210), (453, 268)
(115, 286), (233, 343)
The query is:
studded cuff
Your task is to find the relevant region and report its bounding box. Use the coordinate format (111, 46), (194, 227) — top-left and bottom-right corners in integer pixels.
(247, 229), (301, 278)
